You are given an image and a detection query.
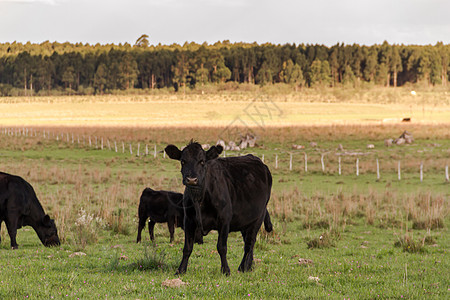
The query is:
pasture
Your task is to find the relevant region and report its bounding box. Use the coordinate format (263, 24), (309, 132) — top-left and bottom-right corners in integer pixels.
(0, 94), (449, 299)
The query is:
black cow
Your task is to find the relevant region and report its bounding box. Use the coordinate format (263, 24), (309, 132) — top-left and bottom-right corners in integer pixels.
(136, 188), (184, 243)
(165, 141), (273, 275)
(0, 172), (60, 249)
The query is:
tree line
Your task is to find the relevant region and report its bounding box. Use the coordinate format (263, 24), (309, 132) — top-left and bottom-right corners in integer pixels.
(0, 39), (448, 96)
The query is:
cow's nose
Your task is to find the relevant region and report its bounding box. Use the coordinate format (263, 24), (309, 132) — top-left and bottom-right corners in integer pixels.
(186, 177), (198, 186)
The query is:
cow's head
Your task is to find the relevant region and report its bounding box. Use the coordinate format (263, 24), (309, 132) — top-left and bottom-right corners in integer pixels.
(165, 141), (223, 193)
(36, 215), (61, 247)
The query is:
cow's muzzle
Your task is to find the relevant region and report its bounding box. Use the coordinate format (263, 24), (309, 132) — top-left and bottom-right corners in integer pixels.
(44, 236), (61, 247)
(185, 177), (198, 186)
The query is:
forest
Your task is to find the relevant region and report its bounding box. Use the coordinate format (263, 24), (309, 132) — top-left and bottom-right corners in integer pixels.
(0, 38), (449, 96)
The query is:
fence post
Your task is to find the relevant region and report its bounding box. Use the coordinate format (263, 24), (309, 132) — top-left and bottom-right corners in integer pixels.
(420, 162), (423, 182)
(114, 141), (118, 153)
(338, 156), (341, 175)
(154, 145), (157, 158)
(445, 165), (449, 182)
(289, 153), (293, 171)
(398, 161), (401, 181)
(376, 158), (380, 180)
(321, 154), (325, 173)
(72, 133), (74, 144)
(101, 138), (104, 150)
(107, 139), (111, 150)
(137, 143), (140, 157)
(304, 153), (308, 172)
(129, 144), (133, 155)
(275, 154), (278, 169)
(262, 154), (264, 163)
(95, 137), (98, 149)
(163, 150), (166, 158)
(356, 158), (359, 176)
(122, 142), (125, 153)
(146, 144), (149, 156)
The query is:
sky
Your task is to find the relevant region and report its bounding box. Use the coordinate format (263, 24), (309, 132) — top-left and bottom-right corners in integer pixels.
(0, 0), (449, 46)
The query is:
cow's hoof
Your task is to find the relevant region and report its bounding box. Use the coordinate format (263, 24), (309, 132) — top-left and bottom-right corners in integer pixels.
(221, 267), (231, 276)
(175, 269), (186, 275)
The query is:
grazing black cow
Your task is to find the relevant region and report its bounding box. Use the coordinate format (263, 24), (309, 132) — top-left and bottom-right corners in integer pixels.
(136, 188), (184, 243)
(165, 141), (273, 275)
(0, 172), (60, 249)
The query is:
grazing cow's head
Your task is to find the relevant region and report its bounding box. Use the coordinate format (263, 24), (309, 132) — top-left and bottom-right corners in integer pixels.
(36, 215), (61, 247)
(165, 141), (223, 193)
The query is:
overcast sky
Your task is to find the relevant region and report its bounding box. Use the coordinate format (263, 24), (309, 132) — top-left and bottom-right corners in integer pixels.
(0, 0), (449, 46)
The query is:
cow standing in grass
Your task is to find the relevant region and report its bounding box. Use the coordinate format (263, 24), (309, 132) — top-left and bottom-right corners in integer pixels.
(136, 188), (184, 243)
(165, 141), (273, 275)
(0, 172), (60, 249)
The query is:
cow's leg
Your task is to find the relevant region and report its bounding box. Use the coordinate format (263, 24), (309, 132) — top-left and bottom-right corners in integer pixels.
(148, 220), (156, 241)
(136, 217), (147, 243)
(176, 218), (195, 275)
(238, 222), (260, 272)
(5, 218), (19, 249)
(168, 218), (175, 243)
(217, 223), (231, 275)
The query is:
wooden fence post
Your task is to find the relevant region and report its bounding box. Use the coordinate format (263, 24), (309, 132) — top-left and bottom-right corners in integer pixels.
(338, 156), (341, 175)
(129, 144), (133, 155)
(445, 165), (449, 182)
(321, 154), (325, 173)
(275, 154), (278, 169)
(154, 145), (157, 158)
(262, 154), (264, 163)
(289, 153), (293, 171)
(304, 153), (308, 172)
(137, 143), (140, 157)
(398, 161), (401, 181)
(356, 158), (359, 176)
(376, 158), (380, 180)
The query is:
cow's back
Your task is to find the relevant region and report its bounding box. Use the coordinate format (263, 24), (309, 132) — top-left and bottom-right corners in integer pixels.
(205, 155), (272, 231)
(0, 172), (42, 217)
(139, 188), (171, 222)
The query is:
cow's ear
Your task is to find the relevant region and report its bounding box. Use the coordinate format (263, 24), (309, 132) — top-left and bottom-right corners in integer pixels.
(42, 214), (51, 226)
(165, 145), (182, 160)
(206, 145), (223, 161)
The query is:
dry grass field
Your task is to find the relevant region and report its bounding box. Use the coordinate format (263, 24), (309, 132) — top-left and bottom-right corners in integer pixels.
(1, 89), (449, 127)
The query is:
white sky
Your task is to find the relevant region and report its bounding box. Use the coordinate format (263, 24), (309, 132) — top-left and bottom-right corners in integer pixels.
(0, 0), (449, 46)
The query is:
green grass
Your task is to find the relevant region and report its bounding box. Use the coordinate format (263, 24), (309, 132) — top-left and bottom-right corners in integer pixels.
(0, 126), (449, 299)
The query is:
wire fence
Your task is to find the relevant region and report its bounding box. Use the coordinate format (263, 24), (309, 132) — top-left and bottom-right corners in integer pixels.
(2, 126), (449, 182)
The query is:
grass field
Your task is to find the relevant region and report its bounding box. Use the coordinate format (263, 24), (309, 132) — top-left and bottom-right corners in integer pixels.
(0, 92), (449, 298)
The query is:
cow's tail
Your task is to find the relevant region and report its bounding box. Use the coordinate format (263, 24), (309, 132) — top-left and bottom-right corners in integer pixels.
(264, 209), (273, 232)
